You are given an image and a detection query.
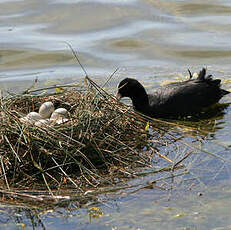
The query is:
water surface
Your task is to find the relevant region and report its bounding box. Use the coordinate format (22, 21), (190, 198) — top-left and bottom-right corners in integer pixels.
(1, 0), (231, 229)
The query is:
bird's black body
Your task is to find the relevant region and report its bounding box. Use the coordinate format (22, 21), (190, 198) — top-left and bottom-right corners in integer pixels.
(117, 68), (229, 118)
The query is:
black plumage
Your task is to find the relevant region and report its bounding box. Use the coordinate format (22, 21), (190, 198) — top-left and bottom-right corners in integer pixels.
(117, 68), (230, 118)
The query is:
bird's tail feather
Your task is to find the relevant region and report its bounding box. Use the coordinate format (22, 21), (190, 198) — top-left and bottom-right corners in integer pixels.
(197, 68), (222, 87)
(221, 89), (230, 96)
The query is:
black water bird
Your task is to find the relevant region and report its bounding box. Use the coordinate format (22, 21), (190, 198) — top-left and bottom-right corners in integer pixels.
(116, 68), (230, 118)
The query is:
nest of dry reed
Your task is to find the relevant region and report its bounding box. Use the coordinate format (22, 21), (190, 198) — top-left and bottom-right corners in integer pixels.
(0, 77), (167, 193)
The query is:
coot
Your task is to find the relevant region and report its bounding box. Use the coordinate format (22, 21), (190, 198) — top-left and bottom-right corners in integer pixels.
(117, 68), (230, 118)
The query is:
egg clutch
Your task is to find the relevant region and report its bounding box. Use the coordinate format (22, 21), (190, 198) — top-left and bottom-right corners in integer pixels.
(20, 101), (68, 127)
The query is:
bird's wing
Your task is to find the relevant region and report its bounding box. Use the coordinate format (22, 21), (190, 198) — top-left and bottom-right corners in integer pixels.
(148, 80), (220, 114)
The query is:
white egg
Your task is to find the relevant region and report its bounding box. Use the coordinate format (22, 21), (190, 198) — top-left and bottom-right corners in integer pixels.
(50, 108), (67, 120)
(20, 116), (32, 124)
(26, 112), (42, 124)
(35, 119), (50, 128)
(55, 118), (69, 125)
(39, 101), (55, 118)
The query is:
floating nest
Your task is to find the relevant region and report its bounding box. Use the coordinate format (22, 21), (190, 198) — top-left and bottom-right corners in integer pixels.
(0, 77), (172, 194)
(1, 76), (217, 208)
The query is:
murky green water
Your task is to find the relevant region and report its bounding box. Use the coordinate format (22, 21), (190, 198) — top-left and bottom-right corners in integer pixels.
(1, 0), (231, 229)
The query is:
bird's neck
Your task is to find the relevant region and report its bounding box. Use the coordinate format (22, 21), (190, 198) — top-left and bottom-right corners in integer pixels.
(131, 90), (150, 115)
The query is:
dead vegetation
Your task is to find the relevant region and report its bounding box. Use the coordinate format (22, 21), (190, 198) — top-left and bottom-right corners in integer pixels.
(0, 77), (173, 193)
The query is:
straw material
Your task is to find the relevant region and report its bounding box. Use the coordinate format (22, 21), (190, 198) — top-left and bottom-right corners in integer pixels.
(0, 81), (160, 191)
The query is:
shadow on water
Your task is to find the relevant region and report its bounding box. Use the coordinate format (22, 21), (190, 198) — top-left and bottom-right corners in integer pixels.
(171, 103), (230, 132)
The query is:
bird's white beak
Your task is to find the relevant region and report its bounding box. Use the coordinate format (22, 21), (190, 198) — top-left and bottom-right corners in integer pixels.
(116, 92), (122, 100)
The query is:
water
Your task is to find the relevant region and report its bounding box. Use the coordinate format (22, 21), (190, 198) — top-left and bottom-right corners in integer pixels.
(1, 0), (231, 229)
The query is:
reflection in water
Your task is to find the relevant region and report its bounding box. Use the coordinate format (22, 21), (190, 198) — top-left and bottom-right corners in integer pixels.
(1, 179), (231, 230)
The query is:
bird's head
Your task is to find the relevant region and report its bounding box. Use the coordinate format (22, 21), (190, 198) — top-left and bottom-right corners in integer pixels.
(116, 78), (144, 100)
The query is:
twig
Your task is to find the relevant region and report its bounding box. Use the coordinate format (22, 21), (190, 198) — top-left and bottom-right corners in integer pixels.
(171, 151), (193, 171)
(51, 157), (80, 190)
(0, 156), (10, 190)
(4, 135), (21, 162)
(64, 41), (88, 77)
